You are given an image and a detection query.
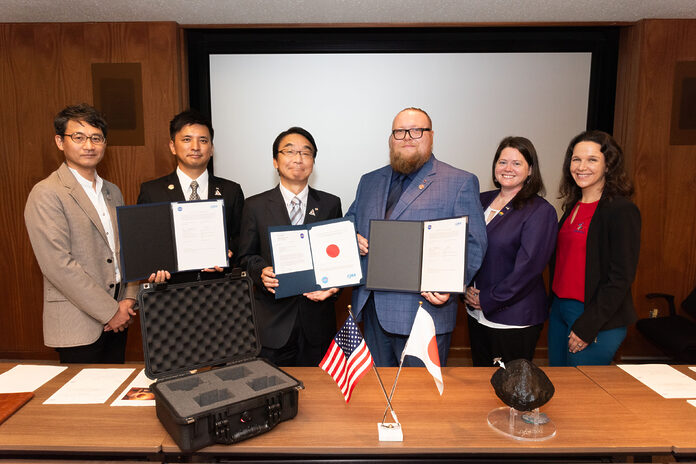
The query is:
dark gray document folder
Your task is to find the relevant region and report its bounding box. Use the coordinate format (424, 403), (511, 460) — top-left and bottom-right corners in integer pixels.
(366, 217), (468, 293)
(366, 220), (424, 292)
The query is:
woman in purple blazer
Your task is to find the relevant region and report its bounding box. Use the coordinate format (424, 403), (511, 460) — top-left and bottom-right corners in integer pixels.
(464, 136), (558, 366)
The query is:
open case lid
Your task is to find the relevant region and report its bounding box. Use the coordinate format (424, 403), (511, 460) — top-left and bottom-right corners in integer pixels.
(138, 273), (260, 380)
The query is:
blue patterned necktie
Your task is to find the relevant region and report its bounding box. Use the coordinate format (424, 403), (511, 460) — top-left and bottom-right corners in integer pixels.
(290, 196), (302, 225)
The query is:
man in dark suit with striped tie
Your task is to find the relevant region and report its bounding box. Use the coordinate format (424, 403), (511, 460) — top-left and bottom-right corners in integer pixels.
(137, 110), (244, 283)
(238, 127), (342, 366)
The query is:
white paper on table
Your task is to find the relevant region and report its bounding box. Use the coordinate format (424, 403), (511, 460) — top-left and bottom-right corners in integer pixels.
(309, 220), (362, 288)
(111, 369), (155, 407)
(0, 365), (67, 393)
(618, 364), (696, 398)
(270, 229), (313, 275)
(690, 366), (696, 374)
(44, 368), (134, 404)
(419, 216), (467, 292)
(171, 200), (228, 271)
(688, 400), (696, 409)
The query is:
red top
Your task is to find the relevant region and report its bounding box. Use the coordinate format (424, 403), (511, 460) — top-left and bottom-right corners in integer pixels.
(552, 201), (599, 302)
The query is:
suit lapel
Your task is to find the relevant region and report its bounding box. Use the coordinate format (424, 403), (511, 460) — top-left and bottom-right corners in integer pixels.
(165, 171), (186, 202)
(58, 163), (109, 246)
(208, 176), (224, 200)
(305, 187), (321, 224)
(269, 185), (292, 225)
(481, 190), (510, 232)
(390, 156), (436, 220)
(103, 183), (120, 256)
(374, 168), (390, 219)
(486, 204), (512, 232)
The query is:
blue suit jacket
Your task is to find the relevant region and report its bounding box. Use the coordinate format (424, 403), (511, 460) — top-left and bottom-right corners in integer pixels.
(474, 190), (558, 326)
(345, 155), (487, 335)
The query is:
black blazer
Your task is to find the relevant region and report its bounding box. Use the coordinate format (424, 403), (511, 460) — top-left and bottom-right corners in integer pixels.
(550, 194), (641, 343)
(138, 170), (244, 262)
(238, 185), (342, 350)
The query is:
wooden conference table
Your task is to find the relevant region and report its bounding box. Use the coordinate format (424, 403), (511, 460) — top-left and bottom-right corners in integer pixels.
(0, 362), (680, 461)
(579, 364), (696, 458)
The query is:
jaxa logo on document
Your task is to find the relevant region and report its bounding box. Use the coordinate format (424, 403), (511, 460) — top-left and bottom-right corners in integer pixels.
(346, 273), (357, 279)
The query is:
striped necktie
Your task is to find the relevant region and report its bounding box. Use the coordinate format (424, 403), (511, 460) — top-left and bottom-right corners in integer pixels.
(290, 196), (302, 225)
(189, 180), (200, 201)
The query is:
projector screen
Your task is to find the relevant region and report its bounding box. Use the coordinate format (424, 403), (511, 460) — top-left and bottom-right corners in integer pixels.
(210, 52), (591, 215)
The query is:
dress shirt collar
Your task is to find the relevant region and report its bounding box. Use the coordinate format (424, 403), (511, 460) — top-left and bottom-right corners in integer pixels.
(278, 182), (309, 207)
(176, 167), (209, 200)
(68, 166), (103, 193)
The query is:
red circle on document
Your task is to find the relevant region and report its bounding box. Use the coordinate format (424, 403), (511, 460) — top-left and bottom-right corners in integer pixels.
(326, 244), (340, 258)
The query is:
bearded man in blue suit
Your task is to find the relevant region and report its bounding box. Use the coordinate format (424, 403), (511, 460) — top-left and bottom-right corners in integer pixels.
(345, 107), (487, 367)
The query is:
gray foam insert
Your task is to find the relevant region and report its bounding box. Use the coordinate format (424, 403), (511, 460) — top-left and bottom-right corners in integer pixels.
(156, 359), (297, 418)
(140, 277), (258, 377)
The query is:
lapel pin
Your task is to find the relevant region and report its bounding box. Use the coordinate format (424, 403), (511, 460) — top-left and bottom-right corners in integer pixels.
(309, 208), (317, 216)
(215, 187), (222, 196)
(418, 184), (424, 190)
(168, 184), (175, 190)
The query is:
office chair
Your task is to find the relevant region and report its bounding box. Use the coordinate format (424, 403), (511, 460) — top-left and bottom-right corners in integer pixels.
(635, 286), (696, 363)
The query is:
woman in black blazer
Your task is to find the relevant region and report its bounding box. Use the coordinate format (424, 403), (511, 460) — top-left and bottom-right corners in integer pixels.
(548, 131), (641, 366)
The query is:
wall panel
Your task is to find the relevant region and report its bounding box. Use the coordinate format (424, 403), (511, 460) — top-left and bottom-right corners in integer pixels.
(0, 22), (182, 360)
(613, 19), (696, 358)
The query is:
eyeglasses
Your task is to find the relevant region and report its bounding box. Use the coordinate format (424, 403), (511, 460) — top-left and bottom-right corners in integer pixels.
(278, 148), (314, 159)
(63, 132), (106, 145)
(391, 128), (431, 140)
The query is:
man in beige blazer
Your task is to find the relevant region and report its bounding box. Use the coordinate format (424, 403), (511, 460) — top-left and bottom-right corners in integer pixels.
(25, 104), (137, 363)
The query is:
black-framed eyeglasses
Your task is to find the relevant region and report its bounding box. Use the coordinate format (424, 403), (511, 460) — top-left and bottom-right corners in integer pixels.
(63, 132), (106, 145)
(278, 148), (314, 159)
(391, 128), (431, 140)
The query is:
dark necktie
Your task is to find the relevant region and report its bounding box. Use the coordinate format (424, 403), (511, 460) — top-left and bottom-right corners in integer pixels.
(385, 174), (405, 219)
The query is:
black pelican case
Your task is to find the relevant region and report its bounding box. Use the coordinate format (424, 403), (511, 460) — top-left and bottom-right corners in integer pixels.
(137, 272), (303, 452)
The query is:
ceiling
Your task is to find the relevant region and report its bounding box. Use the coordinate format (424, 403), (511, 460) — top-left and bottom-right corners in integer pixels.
(0, 0), (694, 25)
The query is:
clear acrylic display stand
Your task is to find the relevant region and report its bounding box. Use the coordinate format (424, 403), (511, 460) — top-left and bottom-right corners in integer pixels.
(487, 406), (556, 441)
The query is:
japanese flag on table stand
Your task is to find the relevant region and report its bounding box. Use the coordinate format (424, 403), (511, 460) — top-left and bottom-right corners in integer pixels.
(319, 314), (373, 402)
(403, 304), (444, 395)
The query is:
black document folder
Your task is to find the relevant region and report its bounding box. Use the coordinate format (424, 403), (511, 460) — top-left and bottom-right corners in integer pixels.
(366, 216), (468, 293)
(117, 200), (228, 282)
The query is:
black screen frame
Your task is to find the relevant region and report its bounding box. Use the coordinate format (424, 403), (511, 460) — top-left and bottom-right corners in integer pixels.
(186, 26), (620, 133)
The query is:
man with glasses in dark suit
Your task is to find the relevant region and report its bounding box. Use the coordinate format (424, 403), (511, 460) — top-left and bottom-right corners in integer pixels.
(238, 127), (342, 366)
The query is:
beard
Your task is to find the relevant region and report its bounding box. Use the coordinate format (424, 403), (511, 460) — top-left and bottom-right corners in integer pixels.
(389, 147), (430, 174)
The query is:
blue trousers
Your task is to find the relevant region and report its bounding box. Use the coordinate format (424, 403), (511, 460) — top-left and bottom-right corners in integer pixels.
(362, 294), (452, 367)
(548, 296), (626, 366)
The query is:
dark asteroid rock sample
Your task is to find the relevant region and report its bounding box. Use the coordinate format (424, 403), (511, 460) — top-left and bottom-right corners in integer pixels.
(490, 359), (555, 411)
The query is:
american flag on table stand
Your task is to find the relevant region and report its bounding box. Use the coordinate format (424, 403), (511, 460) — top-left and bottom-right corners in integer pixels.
(319, 313), (373, 402)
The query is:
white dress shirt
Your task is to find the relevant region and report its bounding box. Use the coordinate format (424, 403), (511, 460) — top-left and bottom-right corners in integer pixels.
(68, 167), (120, 284)
(176, 167), (209, 200)
(278, 182), (309, 225)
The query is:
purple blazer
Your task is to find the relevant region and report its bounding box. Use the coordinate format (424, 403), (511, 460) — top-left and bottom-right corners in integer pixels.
(474, 190), (558, 326)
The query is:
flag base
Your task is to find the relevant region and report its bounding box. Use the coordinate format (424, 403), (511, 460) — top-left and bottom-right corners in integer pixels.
(377, 422), (403, 441)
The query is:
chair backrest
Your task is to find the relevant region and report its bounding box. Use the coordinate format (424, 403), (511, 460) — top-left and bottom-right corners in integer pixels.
(683, 286), (696, 319)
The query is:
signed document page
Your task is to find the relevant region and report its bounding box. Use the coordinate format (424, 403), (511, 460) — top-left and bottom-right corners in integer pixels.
(270, 229), (314, 275)
(419, 216), (467, 293)
(171, 200), (228, 271)
(309, 220), (362, 288)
